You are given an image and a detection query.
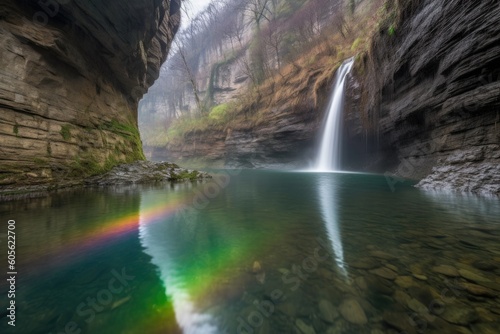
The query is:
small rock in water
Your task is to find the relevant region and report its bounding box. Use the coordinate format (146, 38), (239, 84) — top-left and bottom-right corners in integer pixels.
(470, 323), (500, 334)
(407, 298), (427, 314)
(278, 268), (290, 275)
(255, 272), (265, 284)
(382, 311), (416, 334)
(350, 258), (380, 270)
(355, 277), (368, 290)
(252, 261), (265, 283)
(370, 250), (396, 260)
(339, 299), (368, 325)
(432, 265), (460, 277)
(318, 299), (339, 323)
(472, 260), (498, 271)
(295, 319), (316, 334)
(369, 267), (398, 280)
(410, 263), (425, 276)
(407, 286), (434, 306)
(326, 319), (350, 334)
(475, 307), (497, 322)
(370, 330), (385, 334)
(460, 282), (497, 297)
(394, 290), (411, 306)
(440, 306), (478, 325)
(458, 269), (491, 283)
(395, 275), (414, 289)
(385, 264), (398, 272)
(277, 302), (298, 317)
(365, 275), (394, 295)
(257, 320), (271, 334)
(253, 261), (262, 273)
(412, 274), (428, 281)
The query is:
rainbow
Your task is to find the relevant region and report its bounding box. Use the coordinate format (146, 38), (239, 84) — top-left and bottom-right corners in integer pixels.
(18, 177), (337, 333)
(23, 189), (196, 276)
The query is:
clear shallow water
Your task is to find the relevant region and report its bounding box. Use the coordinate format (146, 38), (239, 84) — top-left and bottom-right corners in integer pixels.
(1, 170), (499, 334)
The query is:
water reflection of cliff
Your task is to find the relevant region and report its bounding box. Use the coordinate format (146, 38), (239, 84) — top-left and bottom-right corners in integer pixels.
(0, 187), (142, 270)
(0, 186), (180, 334)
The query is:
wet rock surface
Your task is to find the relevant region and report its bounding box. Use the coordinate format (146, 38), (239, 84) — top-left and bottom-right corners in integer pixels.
(161, 100), (322, 169)
(339, 299), (368, 325)
(85, 161), (211, 186)
(0, 161), (210, 201)
(360, 0), (500, 196)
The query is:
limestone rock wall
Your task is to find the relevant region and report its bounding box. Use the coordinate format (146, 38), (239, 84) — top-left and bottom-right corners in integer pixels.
(0, 0), (180, 186)
(164, 99), (322, 169)
(360, 0), (500, 195)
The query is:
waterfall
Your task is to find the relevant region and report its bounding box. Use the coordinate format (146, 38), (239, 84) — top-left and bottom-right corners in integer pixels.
(315, 58), (354, 172)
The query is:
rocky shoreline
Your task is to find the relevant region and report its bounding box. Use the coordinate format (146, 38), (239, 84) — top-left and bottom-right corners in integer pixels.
(0, 161), (211, 202)
(85, 161), (211, 186)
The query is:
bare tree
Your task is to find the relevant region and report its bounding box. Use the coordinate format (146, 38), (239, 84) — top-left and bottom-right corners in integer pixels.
(171, 40), (204, 112)
(245, 0), (273, 83)
(262, 19), (285, 70)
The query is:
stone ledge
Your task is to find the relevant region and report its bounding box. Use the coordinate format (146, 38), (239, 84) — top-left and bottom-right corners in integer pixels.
(0, 161), (211, 202)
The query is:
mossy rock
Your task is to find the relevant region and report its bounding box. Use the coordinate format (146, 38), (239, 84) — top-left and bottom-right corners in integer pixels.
(169, 170), (201, 182)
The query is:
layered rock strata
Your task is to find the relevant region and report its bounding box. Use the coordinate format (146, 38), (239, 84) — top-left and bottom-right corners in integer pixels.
(0, 0), (180, 186)
(361, 0), (500, 195)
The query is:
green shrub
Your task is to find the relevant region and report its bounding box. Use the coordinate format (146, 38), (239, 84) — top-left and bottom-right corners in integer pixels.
(209, 103), (230, 122)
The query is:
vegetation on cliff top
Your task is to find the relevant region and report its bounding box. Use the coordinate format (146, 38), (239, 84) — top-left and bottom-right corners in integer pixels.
(140, 0), (395, 147)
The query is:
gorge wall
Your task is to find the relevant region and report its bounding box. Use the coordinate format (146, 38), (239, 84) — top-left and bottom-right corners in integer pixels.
(158, 0), (499, 195)
(0, 0), (180, 186)
(148, 0), (377, 168)
(139, 0), (253, 122)
(160, 98), (325, 169)
(359, 0), (500, 195)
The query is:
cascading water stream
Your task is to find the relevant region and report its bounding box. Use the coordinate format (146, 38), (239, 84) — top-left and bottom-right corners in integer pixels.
(315, 58), (354, 172)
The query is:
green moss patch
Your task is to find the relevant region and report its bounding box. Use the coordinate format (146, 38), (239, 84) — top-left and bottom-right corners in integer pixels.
(169, 170), (201, 182)
(99, 119), (145, 161)
(60, 125), (72, 141)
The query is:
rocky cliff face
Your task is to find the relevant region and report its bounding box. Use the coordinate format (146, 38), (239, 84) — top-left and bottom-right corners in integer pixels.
(359, 0), (500, 195)
(164, 99), (323, 168)
(151, 0), (498, 195)
(0, 0), (180, 186)
(139, 0), (254, 122)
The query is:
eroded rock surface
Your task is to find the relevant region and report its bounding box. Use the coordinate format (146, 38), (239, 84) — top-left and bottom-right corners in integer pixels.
(0, 0), (180, 185)
(164, 101), (322, 168)
(361, 0), (500, 195)
(85, 161), (211, 186)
